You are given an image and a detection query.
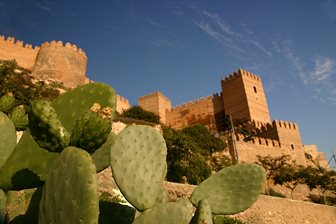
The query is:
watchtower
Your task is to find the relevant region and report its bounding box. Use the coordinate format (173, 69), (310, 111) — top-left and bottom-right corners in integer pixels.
(221, 68), (271, 124)
(138, 91), (172, 123)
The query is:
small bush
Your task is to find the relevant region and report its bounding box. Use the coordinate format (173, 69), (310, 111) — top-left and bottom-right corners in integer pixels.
(267, 188), (286, 198)
(213, 215), (246, 224)
(119, 106), (160, 124)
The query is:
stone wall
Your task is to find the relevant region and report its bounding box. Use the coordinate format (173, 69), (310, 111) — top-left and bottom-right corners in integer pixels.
(31, 41), (87, 88)
(221, 69), (271, 124)
(138, 91), (172, 123)
(234, 136), (307, 166)
(165, 94), (223, 131)
(0, 36), (39, 70)
(116, 94), (131, 113)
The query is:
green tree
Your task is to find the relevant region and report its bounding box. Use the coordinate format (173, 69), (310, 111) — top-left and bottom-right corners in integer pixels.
(256, 155), (292, 195)
(273, 164), (306, 199)
(163, 126), (212, 185)
(303, 166), (336, 205)
(119, 106), (160, 124)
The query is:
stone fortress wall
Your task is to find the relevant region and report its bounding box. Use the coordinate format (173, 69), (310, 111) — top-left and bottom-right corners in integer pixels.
(0, 34), (327, 166)
(0, 35), (40, 70)
(138, 69), (327, 166)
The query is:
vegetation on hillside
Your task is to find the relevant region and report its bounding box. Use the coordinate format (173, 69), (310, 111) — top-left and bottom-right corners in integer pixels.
(257, 155), (336, 205)
(0, 60), (68, 131)
(163, 124), (228, 185)
(118, 105), (160, 124)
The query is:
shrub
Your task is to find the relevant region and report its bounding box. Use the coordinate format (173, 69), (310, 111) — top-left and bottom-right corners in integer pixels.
(119, 106), (160, 124)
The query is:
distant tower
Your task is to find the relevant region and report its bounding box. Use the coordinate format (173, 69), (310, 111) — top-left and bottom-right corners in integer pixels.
(138, 91), (172, 123)
(32, 40), (87, 87)
(221, 68), (271, 124)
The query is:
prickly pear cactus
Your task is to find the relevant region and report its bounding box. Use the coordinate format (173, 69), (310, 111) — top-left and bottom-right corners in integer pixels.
(133, 199), (194, 224)
(190, 199), (213, 224)
(70, 103), (112, 153)
(0, 93), (15, 114)
(52, 82), (116, 132)
(0, 130), (58, 191)
(29, 100), (70, 152)
(0, 111), (16, 168)
(0, 189), (6, 224)
(92, 132), (116, 172)
(110, 125), (167, 211)
(9, 105), (28, 131)
(190, 163), (265, 215)
(39, 147), (99, 224)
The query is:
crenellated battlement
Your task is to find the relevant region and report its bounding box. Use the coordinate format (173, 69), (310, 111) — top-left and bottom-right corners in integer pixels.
(116, 94), (130, 104)
(40, 40), (87, 58)
(167, 95), (214, 112)
(221, 68), (261, 84)
(138, 91), (171, 104)
(272, 119), (297, 130)
(0, 35), (40, 50)
(235, 134), (281, 148)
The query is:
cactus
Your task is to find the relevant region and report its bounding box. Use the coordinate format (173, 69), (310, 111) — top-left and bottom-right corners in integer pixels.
(29, 100), (71, 152)
(133, 199), (194, 224)
(70, 103), (112, 153)
(92, 132), (116, 172)
(39, 147), (99, 224)
(0, 93), (16, 114)
(9, 105), (28, 131)
(110, 125), (167, 211)
(6, 188), (42, 223)
(190, 199), (213, 224)
(52, 82), (116, 132)
(0, 189), (6, 224)
(0, 130), (58, 191)
(0, 111), (16, 169)
(190, 163), (266, 215)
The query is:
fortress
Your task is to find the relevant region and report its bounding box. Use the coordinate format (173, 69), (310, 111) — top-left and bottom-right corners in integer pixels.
(138, 69), (328, 167)
(0, 35), (328, 167)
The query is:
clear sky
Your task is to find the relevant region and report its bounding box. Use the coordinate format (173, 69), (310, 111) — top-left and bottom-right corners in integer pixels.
(1, 0), (336, 164)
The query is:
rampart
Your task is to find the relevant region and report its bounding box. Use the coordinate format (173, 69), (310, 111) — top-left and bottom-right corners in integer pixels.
(32, 40), (87, 87)
(0, 35), (40, 70)
(116, 94), (131, 113)
(139, 91), (172, 123)
(165, 93), (224, 131)
(221, 68), (271, 124)
(233, 133), (307, 165)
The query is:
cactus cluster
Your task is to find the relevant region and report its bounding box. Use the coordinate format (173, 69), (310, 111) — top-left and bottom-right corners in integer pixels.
(0, 93), (29, 131)
(0, 82), (266, 224)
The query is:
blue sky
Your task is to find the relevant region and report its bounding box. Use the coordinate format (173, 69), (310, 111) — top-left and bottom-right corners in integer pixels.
(1, 0), (336, 164)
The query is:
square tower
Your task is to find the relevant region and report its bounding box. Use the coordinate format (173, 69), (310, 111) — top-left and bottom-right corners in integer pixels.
(138, 91), (172, 123)
(221, 69), (271, 124)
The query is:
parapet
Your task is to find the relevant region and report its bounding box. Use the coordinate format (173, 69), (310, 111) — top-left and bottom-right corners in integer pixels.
(167, 95), (214, 112)
(138, 91), (171, 104)
(40, 40), (87, 58)
(272, 120), (297, 130)
(0, 35), (40, 50)
(117, 94), (130, 104)
(221, 68), (261, 84)
(235, 134), (281, 148)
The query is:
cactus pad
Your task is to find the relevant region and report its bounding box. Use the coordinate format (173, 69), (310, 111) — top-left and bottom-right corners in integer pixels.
(0, 93), (16, 114)
(52, 82), (116, 132)
(133, 199), (194, 224)
(0, 189), (6, 224)
(9, 106), (28, 131)
(110, 125), (167, 211)
(0, 111), (16, 168)
(70, 103), (112, 153)
(0, 130), (58, 191)
(190, 163), (265, 215)
(29, 100), (70, 152)
(190, 199), (213, 224)
(39, 146), (99, 224)
(92, 132), (116, 172)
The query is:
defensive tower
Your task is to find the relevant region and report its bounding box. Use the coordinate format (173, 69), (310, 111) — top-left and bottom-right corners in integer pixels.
(138, 91), (172, 123)
(32, 41), (87, 87)
(221, 68), (271, 124)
